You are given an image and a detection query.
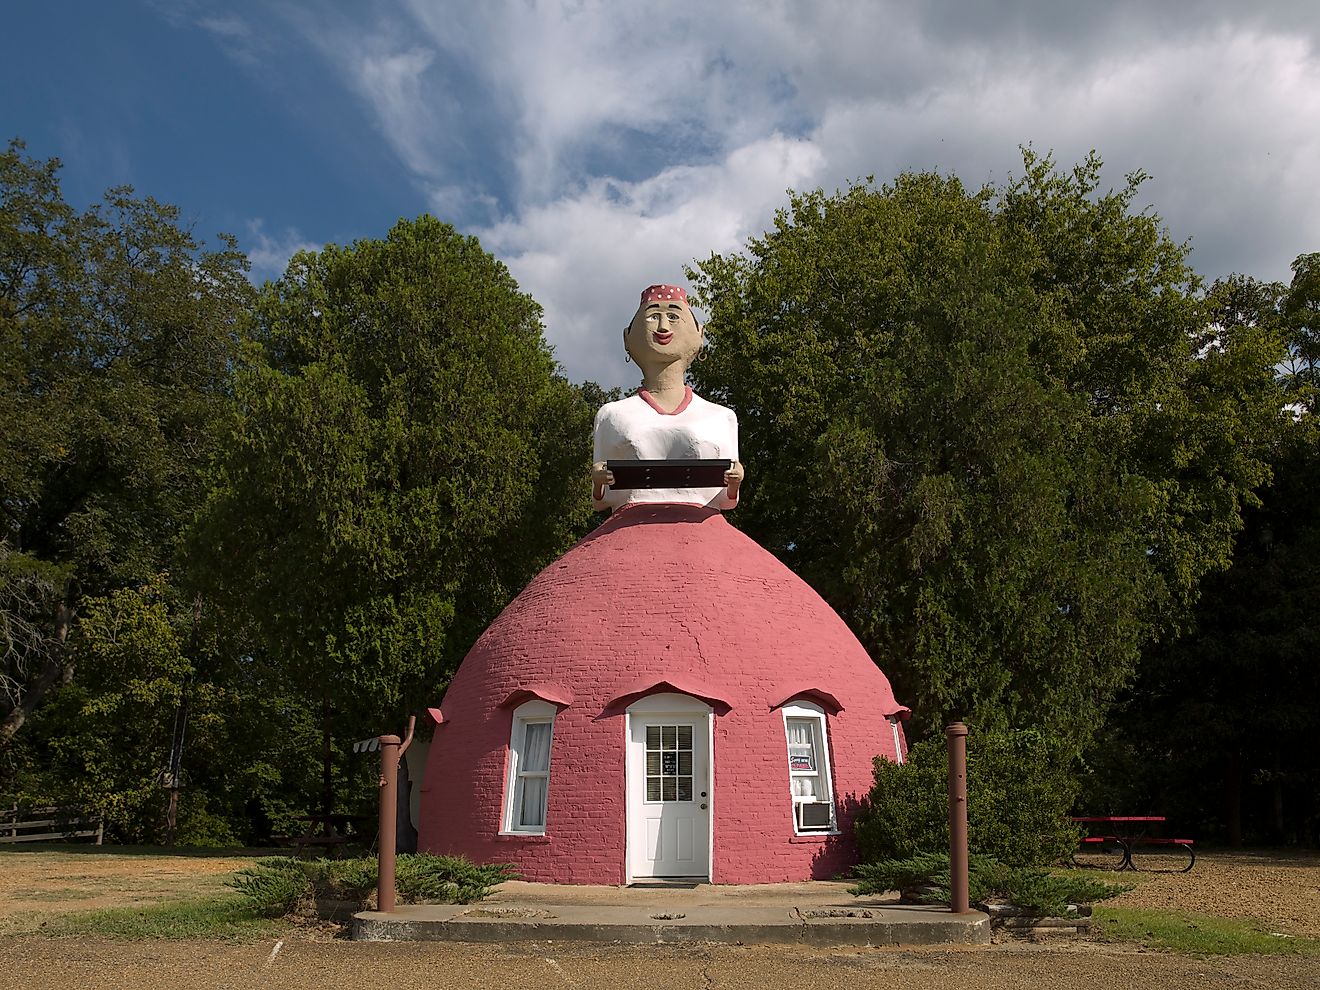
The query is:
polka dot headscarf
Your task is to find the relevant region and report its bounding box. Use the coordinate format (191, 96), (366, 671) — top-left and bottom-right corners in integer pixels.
(640, 284), (688, 306)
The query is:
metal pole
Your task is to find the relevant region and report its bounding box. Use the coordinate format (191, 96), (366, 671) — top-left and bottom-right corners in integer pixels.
(946, 721), (970, 914)
(376, 716), (415, 913)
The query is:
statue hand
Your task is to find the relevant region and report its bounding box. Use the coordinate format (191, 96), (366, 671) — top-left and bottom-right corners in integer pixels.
(592, 461), (615, 503)
(725, 460), (744, 501)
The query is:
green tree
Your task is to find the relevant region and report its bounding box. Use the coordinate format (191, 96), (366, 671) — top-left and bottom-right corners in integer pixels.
(21, 576), (193, 840)
(11, 574), (330, 844)
(689, 152), (1282, 752)
(1084, 265), (1319, 844)
(0, 140), (252, 748)
(1281, 252), (1320, 413)
(192, 216), (595, 760)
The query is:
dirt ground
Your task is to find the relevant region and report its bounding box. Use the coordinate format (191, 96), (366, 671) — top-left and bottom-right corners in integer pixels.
(1106, 849), (1320, 939)
(3, 936), (1318, 990)
(0, 847), (255, 933)
(0, 846), (1317, 989)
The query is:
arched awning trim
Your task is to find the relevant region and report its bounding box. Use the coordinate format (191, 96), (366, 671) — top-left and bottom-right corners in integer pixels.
(497, 684), (574, 710)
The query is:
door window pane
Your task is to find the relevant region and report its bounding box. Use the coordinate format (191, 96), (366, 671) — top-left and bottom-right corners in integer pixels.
(644, 722), (696, 803)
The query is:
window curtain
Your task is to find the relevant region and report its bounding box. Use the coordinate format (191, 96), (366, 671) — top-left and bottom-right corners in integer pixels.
(522, 722), (551, 772)
(515, 721), (552, 828)
(518, 777), (546, 827)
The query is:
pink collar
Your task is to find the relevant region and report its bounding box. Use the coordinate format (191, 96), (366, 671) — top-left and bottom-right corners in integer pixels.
(638, 386), (693, 416)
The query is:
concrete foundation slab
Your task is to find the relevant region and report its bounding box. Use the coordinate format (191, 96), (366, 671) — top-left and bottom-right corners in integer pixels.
(353, 880), (989, 947)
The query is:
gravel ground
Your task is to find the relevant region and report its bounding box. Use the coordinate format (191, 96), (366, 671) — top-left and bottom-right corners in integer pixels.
(1105, 849), (1320, 938)
(2, 936), (1318, 990)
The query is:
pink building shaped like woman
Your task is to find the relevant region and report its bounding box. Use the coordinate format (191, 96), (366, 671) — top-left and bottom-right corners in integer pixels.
(416, 285), (908, 884)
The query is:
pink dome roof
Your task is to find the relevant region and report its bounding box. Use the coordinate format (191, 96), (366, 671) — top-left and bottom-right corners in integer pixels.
(418, 504), (908, 884)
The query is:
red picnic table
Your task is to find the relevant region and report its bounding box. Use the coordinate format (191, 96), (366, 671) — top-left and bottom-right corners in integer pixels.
(1070, 816), (1195, 873)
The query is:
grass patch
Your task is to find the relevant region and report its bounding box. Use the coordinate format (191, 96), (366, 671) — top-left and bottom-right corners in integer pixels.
(40, 895), (289, 941)
(10, 887), (103, 901)
(1095, 906), (1320, 957)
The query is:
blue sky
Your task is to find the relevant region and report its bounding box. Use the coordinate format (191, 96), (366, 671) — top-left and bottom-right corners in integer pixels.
(5, 1), (1319, 388)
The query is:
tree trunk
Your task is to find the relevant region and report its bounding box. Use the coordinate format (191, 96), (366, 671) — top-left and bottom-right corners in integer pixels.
(322, 692), (333, 828)
(0, 598), (75, 749)
(1225, 751), (1244, 846)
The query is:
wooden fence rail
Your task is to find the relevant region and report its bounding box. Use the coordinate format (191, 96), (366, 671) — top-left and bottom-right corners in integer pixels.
(0, 805), (103, 844)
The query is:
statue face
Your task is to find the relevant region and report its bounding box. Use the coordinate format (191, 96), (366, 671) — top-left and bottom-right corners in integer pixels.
(624, 299), (703, 371)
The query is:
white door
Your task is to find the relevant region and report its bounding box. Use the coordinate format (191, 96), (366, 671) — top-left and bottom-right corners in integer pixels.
(626, 695), (711, 880)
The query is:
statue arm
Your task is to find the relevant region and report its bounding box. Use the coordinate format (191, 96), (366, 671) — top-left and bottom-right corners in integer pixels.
(720, 407), (743, 509)
(591, 462), (615, 509)
(591, 407), (616, 510)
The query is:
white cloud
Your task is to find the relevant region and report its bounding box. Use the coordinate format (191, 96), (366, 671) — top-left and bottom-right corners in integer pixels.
(244, 220), (322, 281)
(266, 2), (1320, 387)
(195, 15), (263, 65)
(804, 28), (1320, 281)
(479, 133), (825, 386)
(351, 46), (444, 177)
(280, 6), (458, 183)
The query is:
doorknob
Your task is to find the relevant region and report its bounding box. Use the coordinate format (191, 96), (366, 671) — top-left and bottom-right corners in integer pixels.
(700, 803), (708, 810)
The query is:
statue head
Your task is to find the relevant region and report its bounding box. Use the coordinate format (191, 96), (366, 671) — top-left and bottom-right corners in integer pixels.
(623, 284), (704, 377)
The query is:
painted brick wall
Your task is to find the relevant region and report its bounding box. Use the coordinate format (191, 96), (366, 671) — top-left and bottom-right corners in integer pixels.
(418, 504), (909, 884)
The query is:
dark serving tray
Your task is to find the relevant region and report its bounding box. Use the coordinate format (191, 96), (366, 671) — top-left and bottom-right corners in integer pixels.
(606, 458), (731, 490)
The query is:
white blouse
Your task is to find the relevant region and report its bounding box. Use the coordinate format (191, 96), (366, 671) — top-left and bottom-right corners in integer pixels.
(592, 387), (739, 511)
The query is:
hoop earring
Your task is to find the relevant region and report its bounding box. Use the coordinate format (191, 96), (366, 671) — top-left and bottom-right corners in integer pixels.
(698, 347), (709, 362)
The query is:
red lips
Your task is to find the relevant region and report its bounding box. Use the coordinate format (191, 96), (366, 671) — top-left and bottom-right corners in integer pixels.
(654, 331), (674, 345)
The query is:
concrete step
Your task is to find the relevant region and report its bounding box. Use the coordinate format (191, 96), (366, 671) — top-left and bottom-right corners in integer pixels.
(353, 899), (990, 947)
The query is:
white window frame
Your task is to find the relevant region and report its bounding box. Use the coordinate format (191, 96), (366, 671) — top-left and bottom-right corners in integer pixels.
(889, 716), (905, 765)
(782, 700), (838, 834)
(502, 699), (557, 834)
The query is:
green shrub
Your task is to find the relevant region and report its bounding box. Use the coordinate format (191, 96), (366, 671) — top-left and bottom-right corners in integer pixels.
(993, 866), (1126, 916)
(855, 728), (1083, 866)
(396, 854), (516, 904)
(230, 859), (310, 917)
(228, 854), (518, 916)
(850, 852), (1128, 916)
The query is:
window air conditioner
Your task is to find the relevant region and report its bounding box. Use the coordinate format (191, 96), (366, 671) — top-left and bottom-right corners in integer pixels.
(799, 802), (832, 829)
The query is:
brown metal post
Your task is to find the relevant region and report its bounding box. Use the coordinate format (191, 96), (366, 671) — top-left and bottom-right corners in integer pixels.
(376, 716), (415, 913)
(946, 721), (970, 914)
